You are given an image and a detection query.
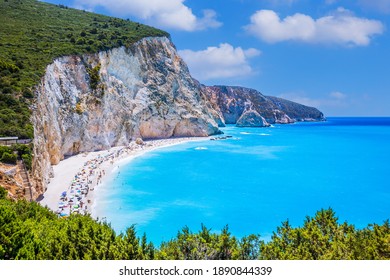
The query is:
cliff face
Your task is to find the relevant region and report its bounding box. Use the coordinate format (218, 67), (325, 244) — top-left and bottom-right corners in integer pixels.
(32, 37), (220, 194)
(203, 85), (325, 127)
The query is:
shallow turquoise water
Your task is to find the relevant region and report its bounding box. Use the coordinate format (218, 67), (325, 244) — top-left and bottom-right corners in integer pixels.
(95, 118), (390, 243)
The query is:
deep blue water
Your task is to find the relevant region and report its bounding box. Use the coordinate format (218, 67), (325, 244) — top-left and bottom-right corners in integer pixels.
(95, 117), (390, 243)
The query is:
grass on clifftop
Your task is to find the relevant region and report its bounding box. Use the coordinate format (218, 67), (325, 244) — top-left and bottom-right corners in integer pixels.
(0, 0), (169, 139)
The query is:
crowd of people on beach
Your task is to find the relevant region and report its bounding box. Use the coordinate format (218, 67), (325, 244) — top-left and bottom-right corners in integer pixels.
(56, 141), (146, 217)
(53, 137), (197, 218)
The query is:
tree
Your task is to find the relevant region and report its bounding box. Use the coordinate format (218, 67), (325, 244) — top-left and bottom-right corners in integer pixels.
(122, 225), (141, 260)
(239, 234), (262, 260)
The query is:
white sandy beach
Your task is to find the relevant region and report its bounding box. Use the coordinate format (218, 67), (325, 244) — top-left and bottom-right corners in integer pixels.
(39, 137), (207, 217)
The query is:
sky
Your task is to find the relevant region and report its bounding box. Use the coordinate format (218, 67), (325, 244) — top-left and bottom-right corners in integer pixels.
(41, 0), (390, 116)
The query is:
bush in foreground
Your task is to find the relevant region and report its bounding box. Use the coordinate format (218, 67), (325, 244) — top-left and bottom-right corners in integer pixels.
(0, 186), (389, 260)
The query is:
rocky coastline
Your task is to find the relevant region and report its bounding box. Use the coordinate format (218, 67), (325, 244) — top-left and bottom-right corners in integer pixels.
(30, 36), (324, 199)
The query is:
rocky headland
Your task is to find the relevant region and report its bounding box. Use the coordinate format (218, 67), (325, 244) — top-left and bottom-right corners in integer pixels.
(203, 85), (325, 127)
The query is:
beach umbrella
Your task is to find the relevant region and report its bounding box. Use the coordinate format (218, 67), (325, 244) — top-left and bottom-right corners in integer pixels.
(60, 212), (68, 217)
(61, 191), (67, 197)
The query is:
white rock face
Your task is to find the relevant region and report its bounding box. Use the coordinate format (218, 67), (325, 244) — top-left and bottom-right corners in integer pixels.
(32, 37), (220, 194)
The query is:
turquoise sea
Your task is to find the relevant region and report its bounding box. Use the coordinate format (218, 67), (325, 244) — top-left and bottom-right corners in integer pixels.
(95, 117), (390, 243)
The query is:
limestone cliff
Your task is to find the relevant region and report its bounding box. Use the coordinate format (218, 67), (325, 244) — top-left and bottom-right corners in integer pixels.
(203, 85), (325, 127)
(32, 37), (221, 194)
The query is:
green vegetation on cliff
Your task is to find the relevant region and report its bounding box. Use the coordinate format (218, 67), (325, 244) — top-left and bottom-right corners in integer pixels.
(1, 186), (389, 260)
(0, 0), (169, 139)
(0, 144), (32, 168)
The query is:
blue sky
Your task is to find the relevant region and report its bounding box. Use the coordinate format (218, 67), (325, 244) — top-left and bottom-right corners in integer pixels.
(41, 0), (390, 116)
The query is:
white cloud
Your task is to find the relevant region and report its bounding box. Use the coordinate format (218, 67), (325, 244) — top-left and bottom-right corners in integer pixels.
(245, 8), (384, 46)
(195, 10), (222, 30)
(358, 0), (390, 13)
(329, 91), (346, 100)
(178, 44), (261, 81)
(73, 0), (222, 31)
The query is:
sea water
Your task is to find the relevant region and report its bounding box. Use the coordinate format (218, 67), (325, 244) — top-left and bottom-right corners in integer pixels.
(94, 118), (390, 243)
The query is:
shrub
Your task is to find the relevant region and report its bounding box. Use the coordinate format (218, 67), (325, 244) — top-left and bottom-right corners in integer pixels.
(0, 186), (7, 199)
(75, 102), (83, 115)
(22, 88), (34, 99)
(87, 64), (101, 90)
(22, 153), (32, 170)
(1, 152), (17, 164)
(76, 38), (85, 45)
(0, 146), (13, 158)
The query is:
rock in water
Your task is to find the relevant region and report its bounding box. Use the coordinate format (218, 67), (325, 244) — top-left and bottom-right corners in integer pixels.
(236, 110), (270, 127)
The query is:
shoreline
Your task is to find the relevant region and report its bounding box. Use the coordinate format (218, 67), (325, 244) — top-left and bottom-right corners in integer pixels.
(39, 137), (208, 217)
